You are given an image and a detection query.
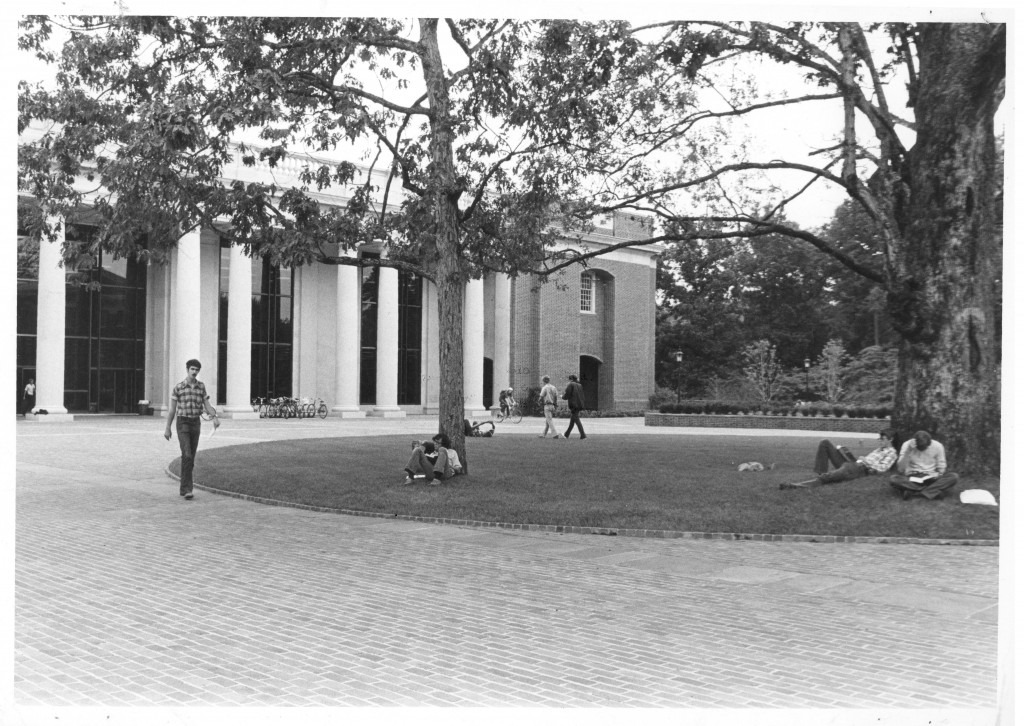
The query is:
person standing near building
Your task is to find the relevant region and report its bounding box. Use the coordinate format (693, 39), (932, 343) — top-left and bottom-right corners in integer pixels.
(22, 378), (35, 416)
(561, 374), (587, 440)
(164, 359), (219, 500)
(538, 375), (561, 438)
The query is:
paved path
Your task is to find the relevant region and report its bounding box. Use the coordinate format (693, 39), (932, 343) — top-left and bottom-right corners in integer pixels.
(9, 416), (1003, 721)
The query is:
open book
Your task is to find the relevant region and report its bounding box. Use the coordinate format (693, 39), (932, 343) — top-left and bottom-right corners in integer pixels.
(908, 474), (939, 485)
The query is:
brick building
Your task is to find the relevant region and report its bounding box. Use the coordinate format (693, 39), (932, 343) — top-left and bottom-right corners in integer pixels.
(17, 136), (659, 419)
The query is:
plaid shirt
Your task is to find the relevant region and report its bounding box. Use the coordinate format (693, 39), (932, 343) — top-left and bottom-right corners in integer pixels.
(859, 445), (898, 474)
(171, 378), (209, 419)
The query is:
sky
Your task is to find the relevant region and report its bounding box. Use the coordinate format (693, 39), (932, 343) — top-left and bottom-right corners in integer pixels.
(12, 7), (1009, 232)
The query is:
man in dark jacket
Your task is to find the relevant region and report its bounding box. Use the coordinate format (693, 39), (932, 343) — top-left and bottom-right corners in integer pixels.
(561, 374), (587, 439)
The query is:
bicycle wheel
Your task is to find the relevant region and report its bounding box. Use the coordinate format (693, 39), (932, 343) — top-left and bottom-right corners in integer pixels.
(510, 406), (523, 424)
(494, 408), (506, 423)
(317, 403), (328, 419)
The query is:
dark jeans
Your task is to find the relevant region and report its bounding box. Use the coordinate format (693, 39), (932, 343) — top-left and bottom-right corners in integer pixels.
(564, 408), (586, 438)
(176, 417), (202, 495)
(22, 395), (34, 415)
(889, 472), (960, 499)
(814, 439), (857, 474)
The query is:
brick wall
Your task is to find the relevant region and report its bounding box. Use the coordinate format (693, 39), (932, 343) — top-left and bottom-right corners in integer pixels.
(508, 257), (655, 410)
(645, 412), (892, 433)
(613, 212), (654, 240)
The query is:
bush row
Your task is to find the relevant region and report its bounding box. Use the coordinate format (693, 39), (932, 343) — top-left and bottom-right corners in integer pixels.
(658, 400), (892, 418)
(516, 387), (646, 418)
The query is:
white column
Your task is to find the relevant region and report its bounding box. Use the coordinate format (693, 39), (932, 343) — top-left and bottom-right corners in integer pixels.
(372, 265), (404, 417)
(423, 280), (440, 414)
(333, 254), (365, 417)
(463, 277), (488, 418)
(492, 273), (511, 408)
(173, 228), (203, 377)
(223, 245), (258, 418)
(32, 215), (72, 420)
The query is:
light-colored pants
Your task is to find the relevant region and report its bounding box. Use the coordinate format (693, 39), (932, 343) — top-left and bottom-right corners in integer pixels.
(541, 403), (558, 436)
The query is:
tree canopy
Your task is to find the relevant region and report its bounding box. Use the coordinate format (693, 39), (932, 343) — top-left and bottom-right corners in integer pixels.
(19, 17), (1005, 471)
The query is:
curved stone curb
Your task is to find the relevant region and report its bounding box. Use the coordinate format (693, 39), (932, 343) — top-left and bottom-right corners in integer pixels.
(164, 466), (997, 547)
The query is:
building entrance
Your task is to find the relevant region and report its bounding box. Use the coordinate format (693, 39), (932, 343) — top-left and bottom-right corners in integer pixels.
(580, 356), (601, 410)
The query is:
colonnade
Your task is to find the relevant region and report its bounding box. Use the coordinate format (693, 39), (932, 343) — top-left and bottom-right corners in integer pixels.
(29, 223), (511, 420)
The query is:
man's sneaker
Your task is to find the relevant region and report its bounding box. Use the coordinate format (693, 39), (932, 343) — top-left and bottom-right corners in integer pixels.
(184, 492), (194, 500)
(402, 477), (414, 486)
(580, 435), (587, 439)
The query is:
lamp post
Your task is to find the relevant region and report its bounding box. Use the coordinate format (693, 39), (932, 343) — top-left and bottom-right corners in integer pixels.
(673, 349), (684, 403)
(804, 357), (811, 393)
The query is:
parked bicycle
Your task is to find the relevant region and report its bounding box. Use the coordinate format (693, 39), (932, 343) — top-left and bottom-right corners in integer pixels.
(251, 395), (328, 419)
(299, 396), (329, 419)
(252, 397), (269, 418)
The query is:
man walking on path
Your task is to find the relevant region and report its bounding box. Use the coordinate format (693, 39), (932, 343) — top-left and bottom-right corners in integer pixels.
(562, 374), (586, 440)
(889, 430), (959, 500)
(21, 378), (35, 416)
(538, 375), (561, 438)
(164, 359), (219, 499)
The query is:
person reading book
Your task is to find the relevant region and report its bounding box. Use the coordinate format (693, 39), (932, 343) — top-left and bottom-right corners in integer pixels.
(888, 430), (959, 500)
(780, 429), (898, 489)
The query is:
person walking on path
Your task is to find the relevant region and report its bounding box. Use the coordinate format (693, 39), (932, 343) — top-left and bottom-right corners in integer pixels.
(780, 428), (897, 489)
(538, 375), (561, 438)
(21, 378), (35, 416)
(164, 359), (219, 500)
(561, 374), (587, 440)
(889, 430), (959, 500)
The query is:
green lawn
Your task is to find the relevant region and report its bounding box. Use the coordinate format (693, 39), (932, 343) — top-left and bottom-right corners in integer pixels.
(177, 434), (1000, 540)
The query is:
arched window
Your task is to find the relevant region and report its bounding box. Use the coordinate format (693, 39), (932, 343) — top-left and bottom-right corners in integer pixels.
(580, 271), (594, 313)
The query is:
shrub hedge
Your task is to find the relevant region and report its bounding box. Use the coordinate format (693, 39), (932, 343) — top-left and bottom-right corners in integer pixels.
(657, 400), (892, 418)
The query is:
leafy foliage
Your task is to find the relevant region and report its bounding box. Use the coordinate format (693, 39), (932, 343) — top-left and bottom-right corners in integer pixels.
(815, 338), (850, 404)
(742, 339), (783, 403)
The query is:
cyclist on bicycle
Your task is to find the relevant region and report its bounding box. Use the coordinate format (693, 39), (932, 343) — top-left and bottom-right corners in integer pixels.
(498, 387), (514, 418)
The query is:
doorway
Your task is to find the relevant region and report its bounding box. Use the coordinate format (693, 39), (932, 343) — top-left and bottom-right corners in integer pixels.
(579, 356), (601, 410)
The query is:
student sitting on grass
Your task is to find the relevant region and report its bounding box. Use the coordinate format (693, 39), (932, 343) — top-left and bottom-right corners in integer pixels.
(402, 434), (461, 485)
(431, 433), (463, 476)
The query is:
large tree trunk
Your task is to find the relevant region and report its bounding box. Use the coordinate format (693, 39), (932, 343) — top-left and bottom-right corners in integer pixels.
(889, 24), (1003, 474)
(419, 19), (470, 470)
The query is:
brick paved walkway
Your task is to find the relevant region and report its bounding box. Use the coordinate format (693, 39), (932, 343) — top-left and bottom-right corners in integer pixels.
(10, 416), (1002, 718)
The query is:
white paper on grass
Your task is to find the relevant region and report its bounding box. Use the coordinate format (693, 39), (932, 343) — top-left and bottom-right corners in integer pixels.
(959, 489), (997, 506)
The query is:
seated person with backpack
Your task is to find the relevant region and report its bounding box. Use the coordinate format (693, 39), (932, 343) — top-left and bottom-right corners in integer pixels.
(402, 433), (462, 485)
(780, 428), (898, 489)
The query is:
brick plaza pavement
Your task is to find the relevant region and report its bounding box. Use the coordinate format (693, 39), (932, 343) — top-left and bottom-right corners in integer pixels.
(9, 415), (1005, 722)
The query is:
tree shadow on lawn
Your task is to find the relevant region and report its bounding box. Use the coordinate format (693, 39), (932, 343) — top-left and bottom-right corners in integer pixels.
(173, 434), (1000, 541)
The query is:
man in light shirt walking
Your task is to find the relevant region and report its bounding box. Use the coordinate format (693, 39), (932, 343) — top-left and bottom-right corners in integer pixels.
(538, 375), (561, 438)
(889, 430), (959, 500)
